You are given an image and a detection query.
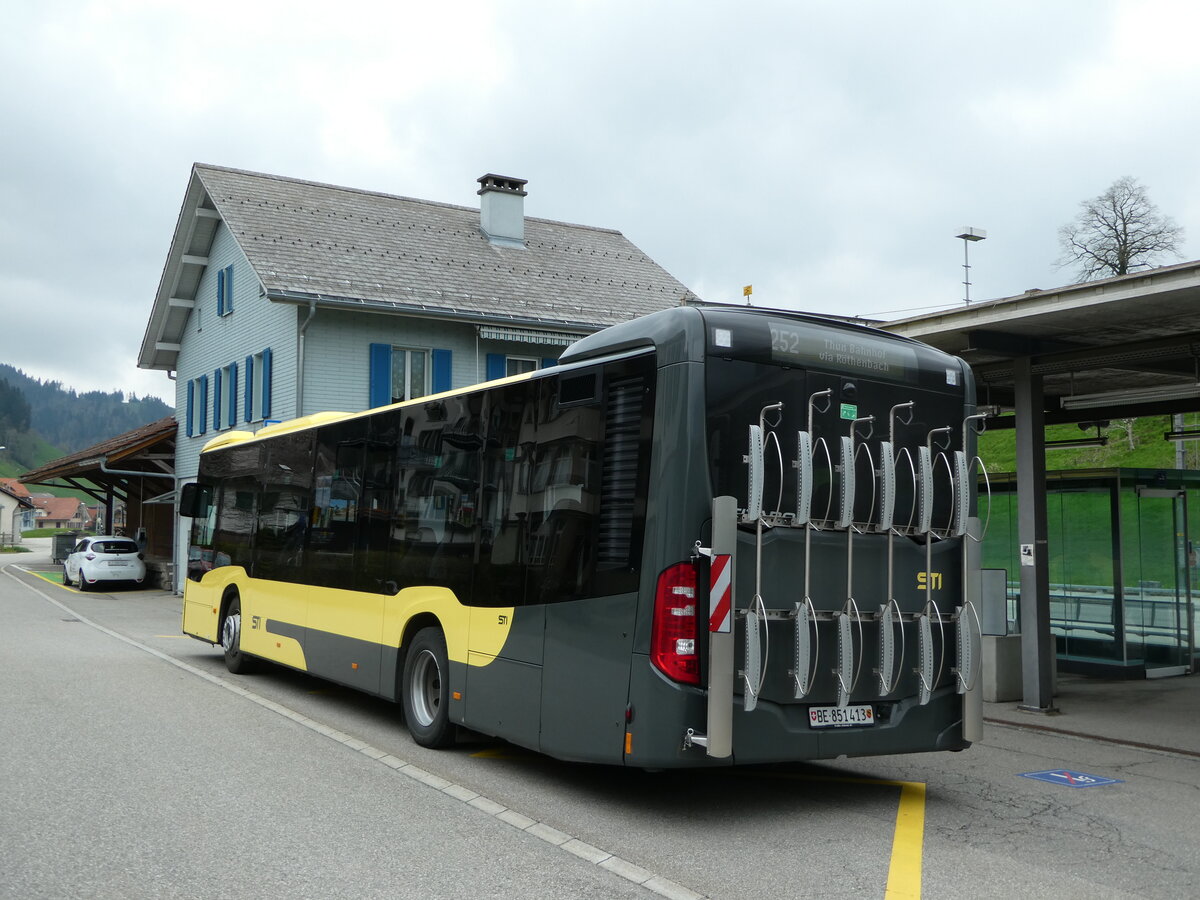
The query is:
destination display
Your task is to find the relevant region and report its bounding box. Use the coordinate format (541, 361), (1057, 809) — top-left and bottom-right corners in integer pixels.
(768, 319), (920, 383)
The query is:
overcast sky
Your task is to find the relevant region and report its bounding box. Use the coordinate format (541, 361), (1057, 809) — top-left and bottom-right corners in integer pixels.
(3, 0), (1198, 404)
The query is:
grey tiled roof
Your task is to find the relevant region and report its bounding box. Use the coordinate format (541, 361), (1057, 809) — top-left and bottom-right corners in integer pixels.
(196, 165), (698, 329)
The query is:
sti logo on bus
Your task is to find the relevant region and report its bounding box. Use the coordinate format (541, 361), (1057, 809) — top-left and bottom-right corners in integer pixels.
(917, 572), (943, 590)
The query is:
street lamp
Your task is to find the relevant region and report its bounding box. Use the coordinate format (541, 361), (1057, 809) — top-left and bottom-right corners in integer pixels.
(955, 226), (987, 304)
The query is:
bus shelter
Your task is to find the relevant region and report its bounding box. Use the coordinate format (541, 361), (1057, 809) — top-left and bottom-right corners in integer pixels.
(983, 468), (1199, 679)
(885, 260), (1200, 710)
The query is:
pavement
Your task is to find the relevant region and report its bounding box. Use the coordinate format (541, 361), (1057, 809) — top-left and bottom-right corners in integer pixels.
(7, 536), (1198, 759)
(983, 671), (1200, 758)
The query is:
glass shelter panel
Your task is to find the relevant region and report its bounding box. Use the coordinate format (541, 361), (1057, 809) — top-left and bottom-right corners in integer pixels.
(1051, 489), (1119, 664)
(980, 468), (1199, 677)
(1128, 489), (1191, 673)
(979, 489), (1019, 632)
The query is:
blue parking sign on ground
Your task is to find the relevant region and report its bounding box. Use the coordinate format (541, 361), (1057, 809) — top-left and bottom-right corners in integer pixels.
(1019, 769), (1123, 788)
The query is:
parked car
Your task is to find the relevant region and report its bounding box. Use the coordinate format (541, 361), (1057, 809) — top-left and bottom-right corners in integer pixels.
(64, 536), (146, 590)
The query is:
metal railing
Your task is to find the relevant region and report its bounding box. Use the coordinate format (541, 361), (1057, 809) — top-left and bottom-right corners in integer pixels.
(1003, 580), (1196, 647)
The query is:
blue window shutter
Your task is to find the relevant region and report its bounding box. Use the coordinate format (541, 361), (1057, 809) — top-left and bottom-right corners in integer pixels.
(217, 269), (225, 316)
(542, 357), (556, 369)
(199, 375), (208, 434)
(244, 355), (254, 422)
(432, 349), (451, 393)
(486, 353), (506, 381)
(213, 368), (223, 430)
(261, 348), (272, 419)
(369, 343), (392, 407)
(225, 265), (234, 314)
(186, 381), (194, 437)
(228, 361), (238, 425)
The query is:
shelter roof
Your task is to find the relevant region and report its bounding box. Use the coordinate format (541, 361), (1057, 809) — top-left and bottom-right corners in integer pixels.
(883, 259), (1200, 422)
(20, 417), (176, 504)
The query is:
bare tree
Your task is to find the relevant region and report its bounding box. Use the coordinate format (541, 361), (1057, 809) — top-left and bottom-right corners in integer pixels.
(1057, 176), (1184, 281)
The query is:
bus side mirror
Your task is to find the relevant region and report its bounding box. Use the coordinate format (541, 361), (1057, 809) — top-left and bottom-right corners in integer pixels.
(179, 483), (212, 518)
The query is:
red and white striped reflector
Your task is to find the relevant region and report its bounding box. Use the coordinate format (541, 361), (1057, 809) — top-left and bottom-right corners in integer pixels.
(709, 554), (732, 633)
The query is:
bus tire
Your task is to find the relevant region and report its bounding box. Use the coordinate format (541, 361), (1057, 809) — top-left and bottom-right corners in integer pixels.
(221, 594), (255, 674)
(401, 627), (454, 748)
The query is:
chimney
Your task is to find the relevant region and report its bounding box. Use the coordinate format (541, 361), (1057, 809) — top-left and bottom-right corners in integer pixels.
(477, 173), (528, 248)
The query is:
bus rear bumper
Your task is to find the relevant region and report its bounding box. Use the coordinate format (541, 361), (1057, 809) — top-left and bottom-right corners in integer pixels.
(625, 657), (968, 768)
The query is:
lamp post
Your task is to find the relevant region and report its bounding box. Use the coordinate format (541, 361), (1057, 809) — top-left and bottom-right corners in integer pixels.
(955, 227), (987, 304)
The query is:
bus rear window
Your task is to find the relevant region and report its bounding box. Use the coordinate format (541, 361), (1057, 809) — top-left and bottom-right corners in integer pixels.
(705, 357), (967, 521)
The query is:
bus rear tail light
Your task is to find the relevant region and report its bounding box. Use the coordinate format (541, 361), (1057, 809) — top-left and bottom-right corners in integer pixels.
(651, 562), (701, 685)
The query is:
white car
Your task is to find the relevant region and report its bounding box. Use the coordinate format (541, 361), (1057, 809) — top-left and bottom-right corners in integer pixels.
(64, 536), (147, 591)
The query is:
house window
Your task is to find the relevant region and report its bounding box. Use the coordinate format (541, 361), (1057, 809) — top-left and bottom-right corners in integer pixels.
(369, 344), (449, 408)
(222, 361), (238, 428)
(486, 353), (557, 381)
(506, 357), (538, 377)
(390, 348), (429, 403)
(192, 375), (209, 435)
(217, 265), (234, 316)
(244, 348), (273, 423)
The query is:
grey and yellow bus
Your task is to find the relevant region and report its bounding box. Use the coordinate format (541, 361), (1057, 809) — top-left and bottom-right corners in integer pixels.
(179, 304), (985, 767)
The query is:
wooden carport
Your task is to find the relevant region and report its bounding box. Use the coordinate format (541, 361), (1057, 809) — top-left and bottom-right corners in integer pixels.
(21, 417), (177, 586)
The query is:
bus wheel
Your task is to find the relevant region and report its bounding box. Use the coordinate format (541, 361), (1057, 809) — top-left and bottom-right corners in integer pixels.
(402, 628), (454, 748)
(221, 594), (255, 674)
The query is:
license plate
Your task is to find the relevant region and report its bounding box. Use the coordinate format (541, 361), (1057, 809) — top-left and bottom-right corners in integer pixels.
(809, 705), (874, 728)
(107, 560), (129, 567)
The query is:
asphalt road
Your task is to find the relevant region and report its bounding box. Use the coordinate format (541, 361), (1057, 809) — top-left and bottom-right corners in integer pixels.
(2, 553), (1197, 899)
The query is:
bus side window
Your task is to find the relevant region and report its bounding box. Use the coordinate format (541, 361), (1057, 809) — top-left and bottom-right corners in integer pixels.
(475, 383), (534, 608)
(401, 395), (478, 602)
(255, 431), (314, 583)
(307, 419), (366, 589)
(187, 485), (219, 582)
(527, 375), (603, 604)
(212, 479), (256, 572)
(356, 414), (399, 594)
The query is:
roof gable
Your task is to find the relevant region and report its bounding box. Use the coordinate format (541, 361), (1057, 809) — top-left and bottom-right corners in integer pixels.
(0, 480), (35, 508)
(140, 165), (698, 371)
(0, 477), (32, 499)
(36, 496), (84, 520)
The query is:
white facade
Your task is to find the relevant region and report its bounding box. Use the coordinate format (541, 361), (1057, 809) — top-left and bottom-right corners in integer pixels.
(0, 490), (35, 542)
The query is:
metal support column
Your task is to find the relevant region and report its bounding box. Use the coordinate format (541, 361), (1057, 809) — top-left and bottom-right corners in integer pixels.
(104, 489), (115, 536)
(1013, 357), (1057, 713)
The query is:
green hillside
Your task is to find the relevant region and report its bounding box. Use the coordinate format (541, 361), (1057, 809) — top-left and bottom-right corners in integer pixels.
(976, 414), (1199, 473)
(1, 365), (172, 501)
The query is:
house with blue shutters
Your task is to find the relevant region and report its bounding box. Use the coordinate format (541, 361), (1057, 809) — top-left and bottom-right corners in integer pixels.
(137, 164), (698, 588)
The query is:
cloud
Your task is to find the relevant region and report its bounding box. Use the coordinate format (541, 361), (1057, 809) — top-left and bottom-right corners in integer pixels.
(2, 0), (1198, 407)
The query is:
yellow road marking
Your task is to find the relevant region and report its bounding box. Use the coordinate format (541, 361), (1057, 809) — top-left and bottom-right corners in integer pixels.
(745, 771), (926, 899)
(885, 780), (925, 899)
(20, 569), (74, 590)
